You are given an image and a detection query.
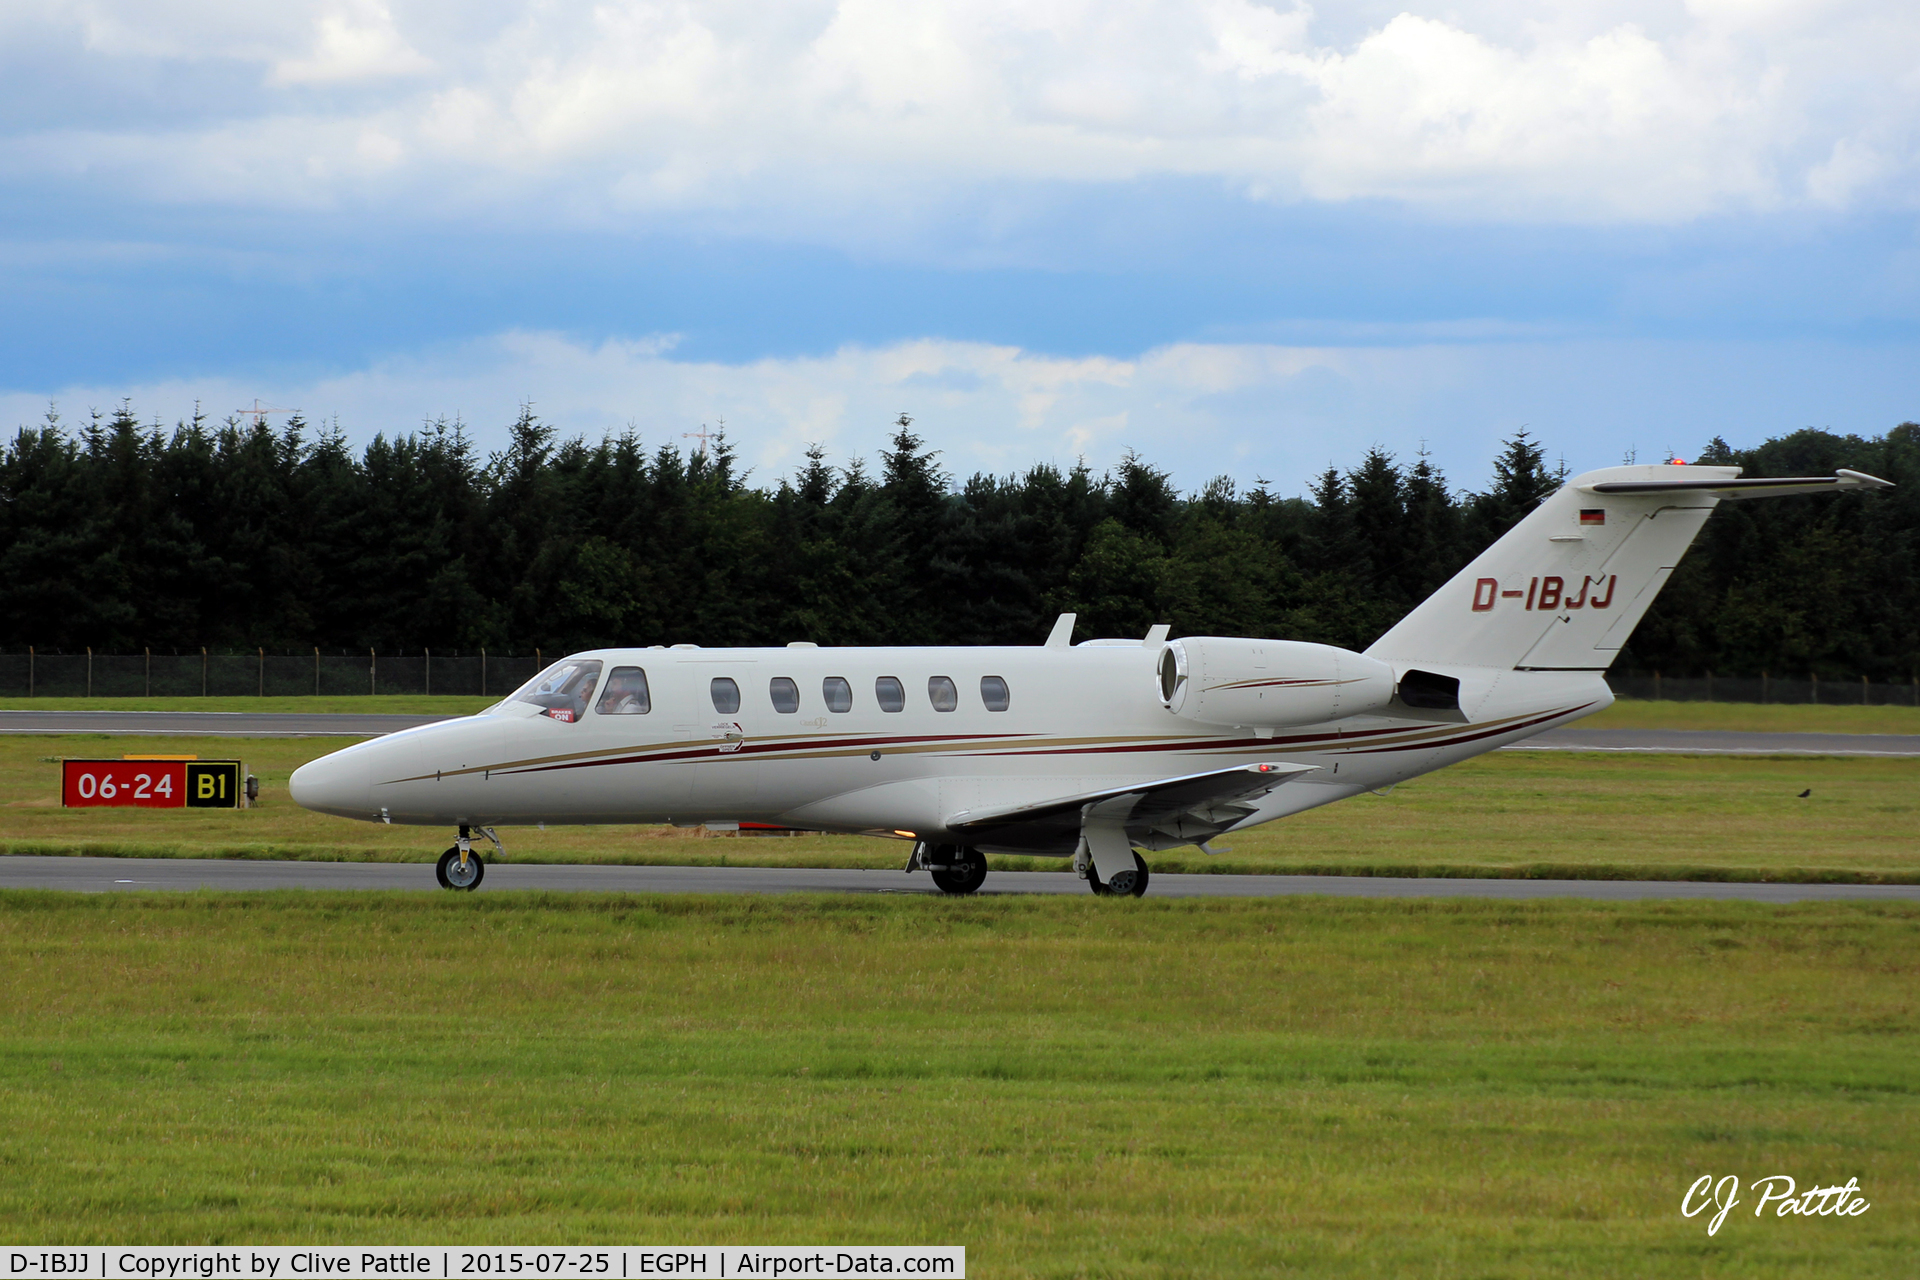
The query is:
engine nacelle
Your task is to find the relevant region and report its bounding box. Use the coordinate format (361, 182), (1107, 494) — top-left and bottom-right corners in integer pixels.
(1157, 637), (1398, 728)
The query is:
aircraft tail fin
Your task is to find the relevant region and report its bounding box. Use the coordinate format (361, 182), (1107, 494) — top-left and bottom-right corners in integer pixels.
(1365, 465), (1892, 671)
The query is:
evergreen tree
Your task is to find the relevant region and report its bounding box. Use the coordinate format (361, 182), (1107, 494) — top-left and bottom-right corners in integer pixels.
(0, 401), (1912, 682)
(1398, 446), (1465, 602)
(1344, 447), (1405, 600)
(1466, 428), (1559, 544)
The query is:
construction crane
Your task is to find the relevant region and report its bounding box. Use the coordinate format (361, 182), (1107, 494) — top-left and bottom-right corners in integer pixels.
(682, 418), (724, 457)
(235, 399), (298, 426)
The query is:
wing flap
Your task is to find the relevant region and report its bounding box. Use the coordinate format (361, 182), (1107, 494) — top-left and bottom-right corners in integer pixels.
(947, 762), (1318, 852)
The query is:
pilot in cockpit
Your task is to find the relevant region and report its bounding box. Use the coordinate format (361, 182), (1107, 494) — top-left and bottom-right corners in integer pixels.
(595, 666), (652, 716)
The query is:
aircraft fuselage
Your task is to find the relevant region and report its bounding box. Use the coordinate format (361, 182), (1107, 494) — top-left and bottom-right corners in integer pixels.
(290, 641), (1610, 854)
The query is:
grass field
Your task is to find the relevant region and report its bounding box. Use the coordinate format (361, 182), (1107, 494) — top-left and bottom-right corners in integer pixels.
(0, 892), (1912, 1275)
(1, 734), (1915, 882)
(1589, 700), (1920, 734)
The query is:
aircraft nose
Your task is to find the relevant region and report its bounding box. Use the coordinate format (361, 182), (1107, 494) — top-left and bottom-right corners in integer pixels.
(289, 747), (373, 818)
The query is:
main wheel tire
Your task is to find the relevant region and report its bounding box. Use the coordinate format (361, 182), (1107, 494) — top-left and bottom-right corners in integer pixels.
(1088, 851), (1150, 898)
(930, 846), (987, 895)
(436, 845), (485, 891)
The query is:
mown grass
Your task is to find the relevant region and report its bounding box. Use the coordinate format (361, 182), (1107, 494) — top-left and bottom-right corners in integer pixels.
(2, 735), (1916, 882)
(1590, 700), (1920, 734)
(0, 892), (1913, 1275)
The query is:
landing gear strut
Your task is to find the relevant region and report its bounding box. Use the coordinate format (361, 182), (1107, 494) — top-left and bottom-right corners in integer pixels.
(911, 842), (988, 894)
(1078, 818), (1151, 897)
(436, 825), (486, 891)
(1088, 850), (1150, 898)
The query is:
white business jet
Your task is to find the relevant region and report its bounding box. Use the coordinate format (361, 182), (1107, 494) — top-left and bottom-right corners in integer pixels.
(290, 463), (1890, 894)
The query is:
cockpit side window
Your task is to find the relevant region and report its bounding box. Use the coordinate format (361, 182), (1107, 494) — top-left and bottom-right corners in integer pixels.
(594, 666), (651, 715)
(511, 659), (605, 723)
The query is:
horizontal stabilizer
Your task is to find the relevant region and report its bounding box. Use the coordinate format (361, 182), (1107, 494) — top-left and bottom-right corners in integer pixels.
(948, 762), (1317, 851)
(1583, 469), (1892, 500)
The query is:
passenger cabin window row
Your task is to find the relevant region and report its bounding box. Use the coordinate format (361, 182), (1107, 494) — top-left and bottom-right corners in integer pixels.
(747, 674), (1009, 714)
(510, 659), (1010, 722)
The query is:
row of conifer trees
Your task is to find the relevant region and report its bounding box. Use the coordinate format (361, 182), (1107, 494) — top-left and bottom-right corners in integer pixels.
(0, 403), (1913, 679)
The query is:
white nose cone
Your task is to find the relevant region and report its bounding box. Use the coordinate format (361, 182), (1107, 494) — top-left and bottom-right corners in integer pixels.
(289, 746), (373, 818)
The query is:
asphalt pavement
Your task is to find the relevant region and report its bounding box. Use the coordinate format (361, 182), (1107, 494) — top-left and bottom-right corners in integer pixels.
(2, 855), (1913, 902)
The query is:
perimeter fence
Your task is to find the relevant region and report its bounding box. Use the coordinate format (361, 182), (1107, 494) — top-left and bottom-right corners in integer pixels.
(1, 650), (1916, 706)
(0, 650), (549, 699)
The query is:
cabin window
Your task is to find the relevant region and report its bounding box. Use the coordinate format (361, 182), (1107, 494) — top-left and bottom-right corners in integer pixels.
(927, 676), (958, 712)
(822, 676), (853, 713)
(510, 658), (603, 724)
(594, 666), (651, 715)
(710, 677), (741, 714)
(980, 675), (1010, 712)
(769, 677), (800, 713)
(875, 676), (905, 712)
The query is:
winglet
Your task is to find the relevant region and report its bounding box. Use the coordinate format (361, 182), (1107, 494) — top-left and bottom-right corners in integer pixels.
(1144, 623), (1171, 646)
(1044, 613), (1076, 648)
(1838, 468), (1896, 490)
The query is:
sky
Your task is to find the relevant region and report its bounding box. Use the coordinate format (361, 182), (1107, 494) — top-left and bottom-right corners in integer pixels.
(1, 0), (1916, 494)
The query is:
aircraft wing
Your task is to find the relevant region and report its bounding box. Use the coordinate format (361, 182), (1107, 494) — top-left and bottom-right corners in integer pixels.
(946, 762), (1319, 852)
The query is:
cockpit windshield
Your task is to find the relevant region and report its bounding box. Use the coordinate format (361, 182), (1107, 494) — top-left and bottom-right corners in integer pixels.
(509, 659), (604, 723)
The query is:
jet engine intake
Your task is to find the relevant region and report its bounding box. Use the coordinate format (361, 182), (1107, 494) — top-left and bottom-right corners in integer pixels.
(1158, 637), (1397, 728)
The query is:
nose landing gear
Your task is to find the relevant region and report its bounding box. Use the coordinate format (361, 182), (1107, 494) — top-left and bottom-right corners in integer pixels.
(436, 844), (484, 890)
(435, 824), (501, 891)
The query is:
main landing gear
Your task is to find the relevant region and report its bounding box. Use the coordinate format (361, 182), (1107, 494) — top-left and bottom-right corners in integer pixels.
(1087, 850), (1150, 898)
(1076, 821), (1152, 897)
(910, 842), (988, 894)
(435, 824), (501, 891)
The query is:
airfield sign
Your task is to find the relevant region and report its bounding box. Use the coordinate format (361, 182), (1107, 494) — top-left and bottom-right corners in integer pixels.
(62, 758), (247, 809)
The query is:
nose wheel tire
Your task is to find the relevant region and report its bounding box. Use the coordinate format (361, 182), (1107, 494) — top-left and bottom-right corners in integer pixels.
(929, 846), (988, 895)
(436, 845), (485, 891)
(1089, 851), (1150, 898)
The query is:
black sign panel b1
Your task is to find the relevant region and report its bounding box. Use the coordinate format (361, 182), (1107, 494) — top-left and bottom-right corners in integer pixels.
(185, 761), (242, 808)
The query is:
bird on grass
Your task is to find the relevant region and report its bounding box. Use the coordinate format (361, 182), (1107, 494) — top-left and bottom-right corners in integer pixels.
(1797, 789), (1812, 798)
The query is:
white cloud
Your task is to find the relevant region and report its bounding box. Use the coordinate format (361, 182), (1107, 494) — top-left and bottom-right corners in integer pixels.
(1283, 16), (1776, 216)
(271, 3), (434, 85)
(6, 328), (1914, 495)
(6, 1), (1918, 227)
